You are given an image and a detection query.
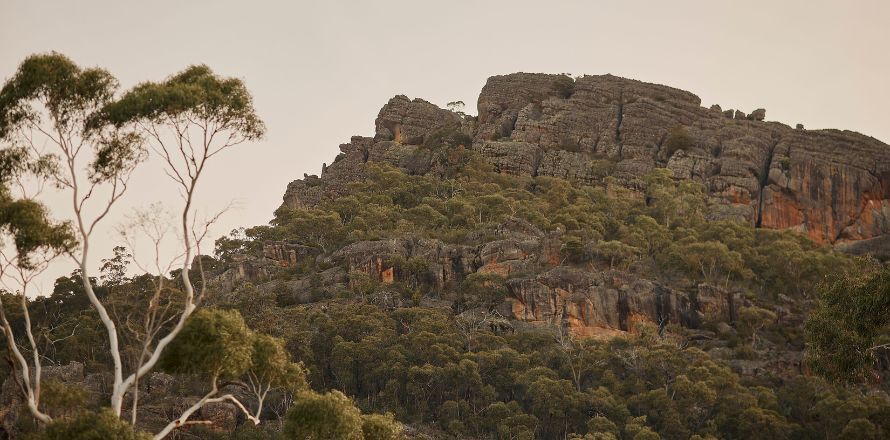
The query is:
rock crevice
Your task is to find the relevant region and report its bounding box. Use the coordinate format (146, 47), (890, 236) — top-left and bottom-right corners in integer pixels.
(756, 137), (781, 228)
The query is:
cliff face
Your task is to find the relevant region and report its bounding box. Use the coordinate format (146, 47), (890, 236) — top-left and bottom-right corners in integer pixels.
(474, 73), (890, 247)
(274, 73), (890, 335)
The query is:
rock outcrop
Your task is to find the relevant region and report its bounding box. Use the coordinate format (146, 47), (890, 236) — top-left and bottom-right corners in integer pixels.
(326, 237), (477, 290)
(501, 267), (739, 338)
(375, 95), (463, 145)
(280, 72), (890, 248)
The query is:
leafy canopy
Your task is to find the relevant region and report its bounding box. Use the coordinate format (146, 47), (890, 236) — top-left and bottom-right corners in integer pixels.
(806, 267), (890, 383)
(283, 390), (365, 440)
(0, 188), (75, 269)
(0, 52), (116, 138)
(158, 308), (254, 378)
(29, 408), (150, 440)
(95, 64), (265, 140)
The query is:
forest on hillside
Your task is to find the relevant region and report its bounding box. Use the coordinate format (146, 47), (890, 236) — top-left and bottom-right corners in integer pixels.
(0, 53), (889, 440)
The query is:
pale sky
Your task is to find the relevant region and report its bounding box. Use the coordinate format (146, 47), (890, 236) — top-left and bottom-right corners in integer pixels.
(2, 0), (888, 293)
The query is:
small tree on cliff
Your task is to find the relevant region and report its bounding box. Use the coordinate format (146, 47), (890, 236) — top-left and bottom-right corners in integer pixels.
(446, 100), (466, 117)
(0, 53), (267, 436)
(737, 306), (777, 349)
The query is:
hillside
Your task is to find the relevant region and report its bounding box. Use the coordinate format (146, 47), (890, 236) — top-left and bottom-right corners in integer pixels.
(199, 73), (890, 438)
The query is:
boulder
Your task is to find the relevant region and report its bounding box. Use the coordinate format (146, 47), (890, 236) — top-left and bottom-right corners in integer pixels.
(748, 108), (766, 121)
(374, 95), (462, 145)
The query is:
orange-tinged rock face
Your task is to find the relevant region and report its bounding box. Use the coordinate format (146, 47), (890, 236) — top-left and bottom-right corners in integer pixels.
(625, 313), (654, 333)
(502, 267), (738, 340)
(478, 263), (511, 277)
(569, 325), (626, 340)
(759, 188), (805, 233)
(759, 158), (890, 244)
(722, 186), (752, 204)
(381, 267), (395, 284)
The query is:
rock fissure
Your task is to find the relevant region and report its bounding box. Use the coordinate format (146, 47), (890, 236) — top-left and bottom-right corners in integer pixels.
(654, 132), (667, 160)
(614, 91), (625, 143)
(756, 138), (781, 228)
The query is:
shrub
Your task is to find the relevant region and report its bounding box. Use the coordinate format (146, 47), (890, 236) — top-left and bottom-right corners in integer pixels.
(40, 380), (88, 418)
(283, 391), (364, 440)
(30, 409), (150, 440)
(362, 413), (405, 440)
(424, 126), (472, 149)
(552, 76), (575, 99)
(559, 136), (582, 152)
(662, 126), (695, 157)
(561, 238), (588, 264)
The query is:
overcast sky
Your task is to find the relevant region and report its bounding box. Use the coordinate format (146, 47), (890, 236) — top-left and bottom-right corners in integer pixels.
(2, 0), (888, 293)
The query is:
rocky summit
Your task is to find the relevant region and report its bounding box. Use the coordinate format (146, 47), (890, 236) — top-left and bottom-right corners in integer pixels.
(285, 73), (890, 255)
(253, 72), (890, 340)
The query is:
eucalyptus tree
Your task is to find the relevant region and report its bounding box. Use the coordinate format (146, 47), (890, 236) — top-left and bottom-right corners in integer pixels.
(0, 53), (268, 435)
(92, 62), (266, 424)
(0, 144), (75, 423)
(154, 309), (305, 439)
(0, 54), (116, 425)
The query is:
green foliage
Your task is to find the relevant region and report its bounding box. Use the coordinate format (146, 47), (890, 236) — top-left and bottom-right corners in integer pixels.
(3, 60), (881, 440)
(671, 240), (749, 285)
(283, 390), (364, 440)
(0, 188), (75, 269)
(234, 300), (886, 440)
(270, 208), (345, 253)
(446, 100), (466, 116)
(252, 333), (309, 392)
(158, 307), (309, 406)
(737, 306), (777, 348)
(0, 53), (147, 184)
(592, 240), (640, 269)
(455, 272), (507, 312)
(39, 380), (88, 418)
(662, 126), (694, 157)
(361, 413), (405, 440)
(561, 238), (588, 264)
(99, 245), (131, 287)
(0, 52), (117, 138)
(88, 131), (146, 183)
(29, 409), (150, 440)
(423, 126), (472, 149)
(552, 76), (575, 99)
(214, 228), (260, 263)
(95, 64), (265, 139)
(252, 156), (852, 306)
(159, 308), (254, 378)
(805, 267), (890, 383)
